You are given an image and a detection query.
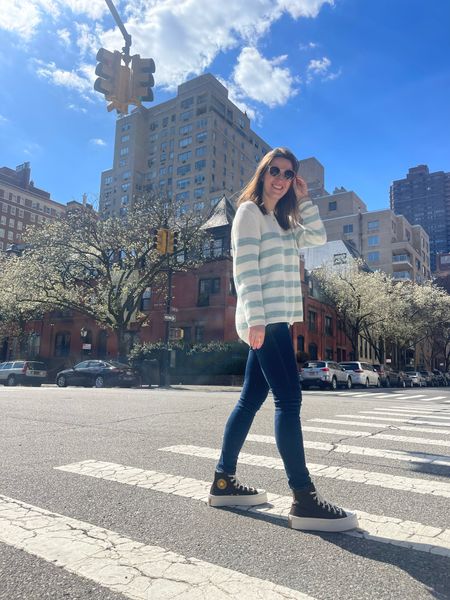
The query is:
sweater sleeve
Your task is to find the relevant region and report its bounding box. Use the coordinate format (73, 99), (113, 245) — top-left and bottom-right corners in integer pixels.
(232, 203), (266, 327)
(293, 200), (327, 249)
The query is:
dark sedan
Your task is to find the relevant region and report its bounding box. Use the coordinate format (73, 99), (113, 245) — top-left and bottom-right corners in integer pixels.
(55, 360), (141, 388)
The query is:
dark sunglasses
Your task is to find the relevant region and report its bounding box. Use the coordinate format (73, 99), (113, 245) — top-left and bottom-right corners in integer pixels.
(267, 165), (295, 181)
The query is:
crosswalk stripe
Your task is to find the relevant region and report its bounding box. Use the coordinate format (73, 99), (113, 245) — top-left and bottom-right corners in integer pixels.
(0, 493), (315, 600)
(160, 445), (450, 499)
(337, 414), (450, 428)
(246, 434), (450, 466)
(302, 426), (450, 448)
(55, 460), (450, 558)
(391, 407), (450, 413)
(309, 419), (450, 435)
(362, 410), (450, 420)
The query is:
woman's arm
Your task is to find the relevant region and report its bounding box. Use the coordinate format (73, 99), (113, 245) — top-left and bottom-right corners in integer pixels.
(292, 175), (327, 248)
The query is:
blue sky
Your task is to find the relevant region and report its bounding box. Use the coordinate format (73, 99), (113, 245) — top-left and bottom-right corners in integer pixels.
(1, 0), (449, 210)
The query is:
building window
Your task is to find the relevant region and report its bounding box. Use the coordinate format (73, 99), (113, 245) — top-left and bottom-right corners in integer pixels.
(325, 316), (333, 336)
(368, 235), (380, 247)
(140, 288), (152, 311)
(308, 343), (318, 360)
(54, 332), (71, 357)
(198, 277), (220, 305)
(325, 347), (333, 360)
(179, 136), (192, 148)
(367, 220), (379, 231)
(177, 178), (190, 189)
(343, 224), (353, 234)
(194, 187), (205, 198)
(119, 147), (129, 156)
(328, 201), (337, 211)
(195, 146), (207, 157)
(179, 124), (193, 135)
(178, 151), (192, 162)
(308, 310), (317, 332)
(297, 335), (305, 353)
(367, 251), (380, 262)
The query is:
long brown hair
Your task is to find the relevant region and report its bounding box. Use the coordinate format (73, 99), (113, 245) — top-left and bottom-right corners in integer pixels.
(237, 147), (300, 230)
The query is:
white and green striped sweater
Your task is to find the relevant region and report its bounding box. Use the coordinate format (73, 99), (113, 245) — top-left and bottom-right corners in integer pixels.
(232, 200), (327, 344)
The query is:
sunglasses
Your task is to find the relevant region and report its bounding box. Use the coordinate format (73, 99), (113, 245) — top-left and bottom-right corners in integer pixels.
(267, 165), (295, 181)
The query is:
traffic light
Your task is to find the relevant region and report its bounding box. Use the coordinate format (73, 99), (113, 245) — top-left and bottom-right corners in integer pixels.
(94, 48), (131, 114)
(94, 48), (121, 97)
(166, 230), (179, 254)
(155, 228), (168, 254)
(131, 55), (155, 104)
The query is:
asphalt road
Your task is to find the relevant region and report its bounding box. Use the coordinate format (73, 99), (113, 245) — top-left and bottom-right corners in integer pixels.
(0, 384), (449, 600)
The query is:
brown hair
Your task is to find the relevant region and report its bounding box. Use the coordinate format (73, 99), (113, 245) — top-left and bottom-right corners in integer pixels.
(237, 147), (300, 230)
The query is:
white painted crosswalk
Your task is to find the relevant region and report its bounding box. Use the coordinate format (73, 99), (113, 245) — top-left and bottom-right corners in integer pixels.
(54, 459), (450, 558)
(3, 393), (450, 599)
(160, 444), (450, 498)
(0, 494), (315, 600)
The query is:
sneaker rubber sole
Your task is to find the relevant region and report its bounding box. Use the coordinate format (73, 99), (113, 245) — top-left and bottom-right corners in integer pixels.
(288, 511), (359, 532)
(208, 490), (268, 507)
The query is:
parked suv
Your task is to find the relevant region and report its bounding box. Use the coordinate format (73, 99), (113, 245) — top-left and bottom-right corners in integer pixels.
(300, 360), (352, 390)
(338, 361), (381, 388)
(432, 370), (447, 386)
(404, 370), (426, 387)
(373, 364), (410, 388)
(0, 360), (47, 386)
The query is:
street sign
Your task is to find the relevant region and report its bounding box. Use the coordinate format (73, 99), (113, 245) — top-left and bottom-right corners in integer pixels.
(164, 314), (176, 322)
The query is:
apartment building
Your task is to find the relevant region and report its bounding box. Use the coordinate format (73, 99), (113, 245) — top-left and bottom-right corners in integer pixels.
(99, 73), (271, 219)
(298, 158), (431, 281)
(0, 162), (65, 251)
(391, 165), (450, 271)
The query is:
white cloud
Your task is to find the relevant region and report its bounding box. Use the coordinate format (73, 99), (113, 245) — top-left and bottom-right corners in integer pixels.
(68, 104), (87, 113)
(90, 138), (106, 146)
(0, 114), (9, 123)
(2, 0), (333, 109)
(33, 59), (94, 100)
(279, 0), (334, 19)
(75, 22), (103, 58)
(232, 47), (298, 107)
(57, 28), (71, 46)
(307, 56), (340, 82)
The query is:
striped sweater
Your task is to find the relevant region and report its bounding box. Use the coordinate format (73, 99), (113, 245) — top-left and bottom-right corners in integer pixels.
(232, 200), (327, 344)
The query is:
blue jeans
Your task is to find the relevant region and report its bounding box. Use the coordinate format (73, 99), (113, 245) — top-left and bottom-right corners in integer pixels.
(216, 322), (311, 490)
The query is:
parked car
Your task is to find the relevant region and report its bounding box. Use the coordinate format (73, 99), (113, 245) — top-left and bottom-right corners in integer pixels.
(55, 360), (141, 388)
(405, 371), (426, 387)
(372, 364), (409, 388)
(0, 360), (47, 386)
(397, 370), (413, 388)
(299, 360), (353, 390)
(338, 361), (381, 388)
(420, 370), (434, 387)
(431, 370), (447, 386)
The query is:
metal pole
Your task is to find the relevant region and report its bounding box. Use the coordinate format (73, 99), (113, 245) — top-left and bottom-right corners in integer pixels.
(104, 0), (132, 60)
(160, 258), (173, 387)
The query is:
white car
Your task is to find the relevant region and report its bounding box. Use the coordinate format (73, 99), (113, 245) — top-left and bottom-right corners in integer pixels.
(300, 360), (353, 390)
(338, 361), (381, 388)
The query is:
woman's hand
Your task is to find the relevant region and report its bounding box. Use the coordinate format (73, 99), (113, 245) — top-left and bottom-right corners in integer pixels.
(249, 325), (265, 350)
(293, 175), (309, 203)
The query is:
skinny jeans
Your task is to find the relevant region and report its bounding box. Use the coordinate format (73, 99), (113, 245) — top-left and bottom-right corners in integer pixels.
(216, 322), (311, 490)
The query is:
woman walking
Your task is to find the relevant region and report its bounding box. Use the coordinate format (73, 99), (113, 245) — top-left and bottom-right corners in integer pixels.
(208, 147), (358, 532)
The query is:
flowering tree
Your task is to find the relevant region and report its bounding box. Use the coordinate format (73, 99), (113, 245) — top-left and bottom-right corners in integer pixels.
(313, 261), (450, 367)
(313, 261), (393, 360)
(1, 195), (210, 359)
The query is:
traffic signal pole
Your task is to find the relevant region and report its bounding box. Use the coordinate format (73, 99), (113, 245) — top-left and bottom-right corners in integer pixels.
(160, 256), (173, 388)
(104, 0), (132, 61)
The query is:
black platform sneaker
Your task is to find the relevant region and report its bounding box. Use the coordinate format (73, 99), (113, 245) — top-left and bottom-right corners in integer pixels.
(288, 483), (358, 532)
(208, 471), (268, 507)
